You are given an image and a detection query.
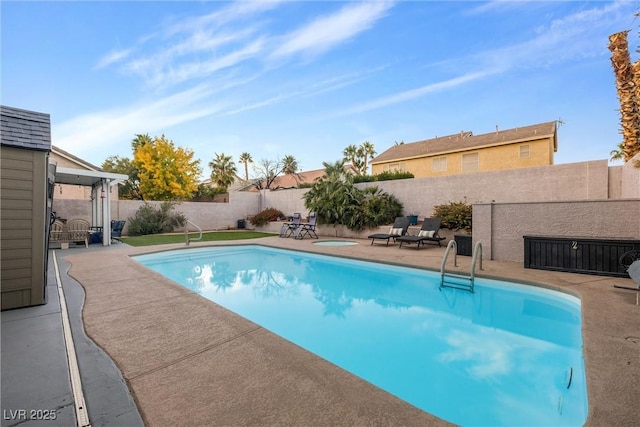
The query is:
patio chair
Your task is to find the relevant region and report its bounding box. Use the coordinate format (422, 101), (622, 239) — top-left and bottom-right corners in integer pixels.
(66, 218), (90, 248)
(397, 217), (447, 249)
(49, 219), (67, 248)
(294, 212), (318, 240)
(279, 213), (302, 238)
(111, 220), (126, 242)
(368, 216), (411, 246)
(614, 250), (640, 291)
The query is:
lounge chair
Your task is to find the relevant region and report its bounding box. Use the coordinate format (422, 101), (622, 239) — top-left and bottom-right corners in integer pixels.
(66, 218), (90, 248)
(111, 220), (126, 242)
(279, 213), (302, 238)
(397, 217), (446, 249)
(368, 216), (410, 246)
(294, 212), (318, 239)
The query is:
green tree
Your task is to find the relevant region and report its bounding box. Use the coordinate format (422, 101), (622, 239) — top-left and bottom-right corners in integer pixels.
(342, 144), (360, 174)
(101, 155), (143, 200)
(282, 154), (300, 185)
(303, 160), (402, 231)
(360, 141), (376, 174)
(209, 152), (237, 191)
(132, 133), (152, 151)
(133, 135), (202, 200)
(343, 142), (376, 175)
(238, 152), (253, 181)
(610, 142), (626, 163)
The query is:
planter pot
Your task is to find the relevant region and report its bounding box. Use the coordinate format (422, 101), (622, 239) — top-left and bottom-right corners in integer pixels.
(454, 234), (472, 256)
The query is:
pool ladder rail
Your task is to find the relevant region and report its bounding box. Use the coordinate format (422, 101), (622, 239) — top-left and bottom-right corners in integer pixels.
(440, 240), (483, 292)
(185, 220), (203, 246)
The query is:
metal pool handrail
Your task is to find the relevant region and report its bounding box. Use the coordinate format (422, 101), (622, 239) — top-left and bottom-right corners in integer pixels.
(440, 240), (483, 293)
(185, 220), (202, 246)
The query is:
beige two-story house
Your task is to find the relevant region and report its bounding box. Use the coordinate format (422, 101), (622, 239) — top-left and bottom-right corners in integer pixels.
(370, 121), (558, 178)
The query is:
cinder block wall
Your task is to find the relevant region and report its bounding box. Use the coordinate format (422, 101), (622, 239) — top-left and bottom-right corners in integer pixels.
(52, 158), (639, 260)
(53, 191), (260, 234)
(473, 200), (640, 262)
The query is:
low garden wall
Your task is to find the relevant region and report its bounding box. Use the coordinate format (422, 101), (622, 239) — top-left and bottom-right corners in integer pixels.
(473, 199), (640, 262)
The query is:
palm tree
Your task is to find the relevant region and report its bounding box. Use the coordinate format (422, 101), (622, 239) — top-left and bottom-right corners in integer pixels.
(610, 142), (625, 162)
(342, 144), (359, 174)
(131, 133), (152, 151)
(282, 155), (299, 175)
(360, 141), (376, 174)
(238, 152), (253, 181)
(608, 30), (640, 164)
(209, 152), (237, 191)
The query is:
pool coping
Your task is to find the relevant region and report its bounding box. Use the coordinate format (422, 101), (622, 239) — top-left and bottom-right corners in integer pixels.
(61, 236), (639, 426)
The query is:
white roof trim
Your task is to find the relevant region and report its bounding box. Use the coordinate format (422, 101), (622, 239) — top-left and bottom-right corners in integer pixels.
(55, 166), (128, 187)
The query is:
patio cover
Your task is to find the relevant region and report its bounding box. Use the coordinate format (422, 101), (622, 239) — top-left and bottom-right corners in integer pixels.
(55, 167), (128, 246)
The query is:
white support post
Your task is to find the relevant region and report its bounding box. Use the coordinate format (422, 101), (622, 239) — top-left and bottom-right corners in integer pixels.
(101, 179), (111, 246)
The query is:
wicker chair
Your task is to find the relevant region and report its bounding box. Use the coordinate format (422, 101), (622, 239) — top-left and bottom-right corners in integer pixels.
(49, 219), (67, 247)
(66, 218), (90, 248)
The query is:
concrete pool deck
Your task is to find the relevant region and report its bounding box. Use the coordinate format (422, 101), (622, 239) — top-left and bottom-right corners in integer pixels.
(16, 236), (640, 425)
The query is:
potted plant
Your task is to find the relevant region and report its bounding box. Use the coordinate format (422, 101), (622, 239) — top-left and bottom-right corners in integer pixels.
(433, 201), (472, 256)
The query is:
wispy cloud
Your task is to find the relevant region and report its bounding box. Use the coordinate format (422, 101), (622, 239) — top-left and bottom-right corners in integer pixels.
(225, 67), (384, 116)
(325, 71), (489, 119)
(54, 83), (224, 156)
(96, 1), (281, 88)
(471, 0), (631, 71)
(270, 0), (395, 61)
(323, 0), (631, 119)
(94, 48), (134, 69)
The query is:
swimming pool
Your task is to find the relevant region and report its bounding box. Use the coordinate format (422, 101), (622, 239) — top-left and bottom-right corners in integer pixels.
(134, 245), (587, 426)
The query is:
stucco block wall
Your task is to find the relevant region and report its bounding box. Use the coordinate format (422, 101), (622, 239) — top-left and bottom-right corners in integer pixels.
(51, 158), (637, 247)
(260, 188), (309, 216)
(53, 192), (260, 234)
(473, 200), (640, 263)
(361, 159), (611, 221)
(621, 154), (640, 198)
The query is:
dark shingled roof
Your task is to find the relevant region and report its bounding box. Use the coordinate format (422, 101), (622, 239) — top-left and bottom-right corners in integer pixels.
(0, 105), (51, 151)
(371, 121), (557, 164)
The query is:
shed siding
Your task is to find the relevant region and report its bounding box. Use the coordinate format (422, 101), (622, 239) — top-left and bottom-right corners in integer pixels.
(0, 146), (48, 309)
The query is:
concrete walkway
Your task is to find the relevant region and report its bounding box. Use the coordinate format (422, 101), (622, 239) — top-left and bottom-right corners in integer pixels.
(3, 236), (639, 426)
(1, 244), (143, 427)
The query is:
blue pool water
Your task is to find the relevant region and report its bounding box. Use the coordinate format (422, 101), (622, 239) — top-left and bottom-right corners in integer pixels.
(134, 245), (588, 426)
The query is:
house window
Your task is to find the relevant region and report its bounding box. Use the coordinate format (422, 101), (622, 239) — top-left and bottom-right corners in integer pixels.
(432, 156), (447, 172)
(384, 163), (406, 172)
(462, 153), (479, 173)
(520, 144), (530, 158)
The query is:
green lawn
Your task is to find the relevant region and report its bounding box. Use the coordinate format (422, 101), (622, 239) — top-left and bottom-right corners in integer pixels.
(120, 231), (277, 247)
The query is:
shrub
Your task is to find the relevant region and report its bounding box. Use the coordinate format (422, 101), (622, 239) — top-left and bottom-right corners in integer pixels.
(189, 183), (227, 202)
(353, 170), (414, 183)
(250, 208), (285, 227)
(127, 201), (187, 236)
(374, 170), (415, 181)
(303, 161), (403, 231)
(432, 201), (472, 233)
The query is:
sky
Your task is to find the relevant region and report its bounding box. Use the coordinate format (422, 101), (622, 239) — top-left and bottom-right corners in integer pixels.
(2, 0), (639, 179)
